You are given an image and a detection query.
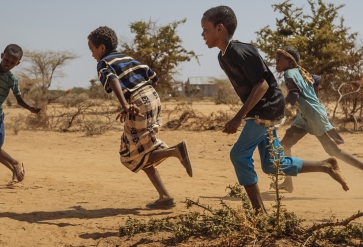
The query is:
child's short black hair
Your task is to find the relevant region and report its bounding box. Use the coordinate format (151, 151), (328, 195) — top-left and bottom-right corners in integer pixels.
(88, 26), (118, 51)
(203, 6), (237, 36)
(282, 46), (300, 63)
(4, 44), (23, 59)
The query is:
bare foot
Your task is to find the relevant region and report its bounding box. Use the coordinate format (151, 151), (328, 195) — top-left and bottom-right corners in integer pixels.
(276, 176), (294, 193)
(325, 157), (349, 191)
(176, 141), (193, 177)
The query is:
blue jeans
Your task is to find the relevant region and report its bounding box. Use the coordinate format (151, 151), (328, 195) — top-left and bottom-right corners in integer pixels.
(0, 113), (4, 148)
(230, 120), (303, 186)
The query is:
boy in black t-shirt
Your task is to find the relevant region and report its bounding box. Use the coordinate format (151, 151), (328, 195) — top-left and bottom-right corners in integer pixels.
(201, 5), (349, 214)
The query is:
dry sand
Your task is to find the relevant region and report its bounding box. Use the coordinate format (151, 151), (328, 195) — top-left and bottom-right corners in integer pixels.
(0, 101), (362, 246)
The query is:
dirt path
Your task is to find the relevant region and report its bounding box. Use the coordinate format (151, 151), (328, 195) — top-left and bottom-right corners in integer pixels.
(1, 104), (363, 246)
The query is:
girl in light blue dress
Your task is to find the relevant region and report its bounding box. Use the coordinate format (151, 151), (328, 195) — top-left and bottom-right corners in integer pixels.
(275, 46), (363, 192)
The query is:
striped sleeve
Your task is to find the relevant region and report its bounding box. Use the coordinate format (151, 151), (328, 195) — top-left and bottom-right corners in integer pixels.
(147, 68), (158, 83)
(11, 75), (21, 96)
(97, 60), (117, 93)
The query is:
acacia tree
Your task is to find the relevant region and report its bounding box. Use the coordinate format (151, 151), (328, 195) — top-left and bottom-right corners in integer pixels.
(253, 0), (363, 94)
(22, 50), (79, 93)
(119, 19), (199, 94)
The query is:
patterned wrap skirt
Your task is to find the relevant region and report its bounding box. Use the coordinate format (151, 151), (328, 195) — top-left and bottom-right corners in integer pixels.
(119, 85), (168, 172)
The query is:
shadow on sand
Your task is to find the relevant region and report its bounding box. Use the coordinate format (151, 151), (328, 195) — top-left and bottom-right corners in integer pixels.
(0, 205), (173, 227)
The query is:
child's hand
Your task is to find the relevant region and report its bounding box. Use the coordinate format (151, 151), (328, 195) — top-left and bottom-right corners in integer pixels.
(30, 107), (41, 115)
(222, 117), (242, 134)
(116, 110), (127, 123)
(125, 103), (144, 117)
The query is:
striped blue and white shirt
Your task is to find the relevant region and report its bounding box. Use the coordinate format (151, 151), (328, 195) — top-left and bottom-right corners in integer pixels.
(97, 51), (158, 99)
(0, 71), (21, 114)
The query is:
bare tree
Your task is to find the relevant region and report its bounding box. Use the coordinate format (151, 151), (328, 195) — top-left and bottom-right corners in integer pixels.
(254, 0), (363, 96)
(22, 50), (79, 92)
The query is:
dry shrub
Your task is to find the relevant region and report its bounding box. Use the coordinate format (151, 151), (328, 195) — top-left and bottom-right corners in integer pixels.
(50, 101), (117, 133)
(165, 102), (239, 131)
(89, 79), (110, 99)
(56, 93), (90, 107)
(48, 90), (66, 103)
(25, 112), (49, 130)
(9, 100), (119, 135)
(7, 103), (49, 132)
(118, 185), (311, 246)
(8, 121), (20, 135)
(27, 86), (47, 105)
(17, 76), (41, 101)
(117, 130), (363, 246)
(213, 79), (240, 105)
(84, 117), (109, 136)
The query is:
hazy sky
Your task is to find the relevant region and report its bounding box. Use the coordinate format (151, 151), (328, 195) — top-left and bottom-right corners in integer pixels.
(1, 0), (363, 90)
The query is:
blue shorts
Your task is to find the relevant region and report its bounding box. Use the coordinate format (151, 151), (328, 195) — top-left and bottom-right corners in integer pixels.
(0, 113), (4, 148)
(230, 120), (303, 185)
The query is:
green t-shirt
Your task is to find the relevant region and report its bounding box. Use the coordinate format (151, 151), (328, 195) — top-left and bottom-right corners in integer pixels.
(0, 71), (21, 114)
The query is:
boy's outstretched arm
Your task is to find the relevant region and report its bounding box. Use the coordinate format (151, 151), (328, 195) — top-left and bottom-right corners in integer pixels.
(223, 80), (269, 134)
(15, 95), (41, 114)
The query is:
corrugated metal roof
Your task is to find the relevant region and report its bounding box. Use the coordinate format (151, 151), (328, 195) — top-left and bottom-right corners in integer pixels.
(187, 77), (216, 85)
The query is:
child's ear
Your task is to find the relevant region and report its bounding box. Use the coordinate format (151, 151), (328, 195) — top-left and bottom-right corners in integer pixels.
(0, 53), (3, 59)
(16, 61), (21, 66)
(100, 44), (106, 52)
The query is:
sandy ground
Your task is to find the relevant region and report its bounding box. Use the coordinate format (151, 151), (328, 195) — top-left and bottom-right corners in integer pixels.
(0, 101), (363, 247)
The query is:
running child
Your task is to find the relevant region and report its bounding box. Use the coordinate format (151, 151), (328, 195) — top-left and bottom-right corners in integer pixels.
(201, 5), (349, 214)
(0, 44), (41, 186)
(275, 46), (363, 192)
(88, 26), (192, 209)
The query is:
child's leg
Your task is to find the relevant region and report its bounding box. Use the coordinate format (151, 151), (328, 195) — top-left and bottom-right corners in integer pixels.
(258, 128), (303, 176)
(143, 166), (176, 208)
(317, 133), (363, 170)
(244, 182), (267, 214)
(0, 113), (23, 182)
(299, 157), (349, 191)
(229, 120), (268, 213)
(0, 149), (24, 181)
(278, 126), (308, 192)
(143, 166), (172, 200)
(280, 126), (308, 156)
(259, 129), (348, 191)
(147, 141), (192, 177)
(0, 156), (17, 181)
(141, 141), (192, 208)
(0, 113), (16, 178)
(0, 155), (15, 173)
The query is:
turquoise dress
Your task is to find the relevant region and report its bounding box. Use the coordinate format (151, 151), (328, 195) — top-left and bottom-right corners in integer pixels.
(284, 68), (333, 136)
